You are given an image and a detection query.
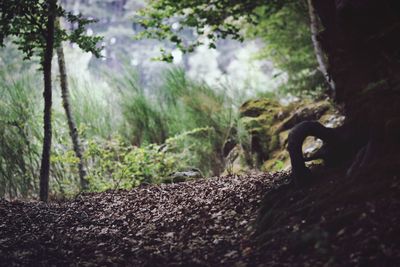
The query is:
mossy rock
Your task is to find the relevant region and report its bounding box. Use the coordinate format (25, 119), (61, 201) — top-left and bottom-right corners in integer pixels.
(225, 98), (342, 173)
(240, 117), (269, 133)
(278, 130), (290, 148)
(239, 99), (282, 118)
(263, 150), (290, 172)
(162, 168), (203, 183)
(223, 145), (252, 175)
(237, 98), (286, 168)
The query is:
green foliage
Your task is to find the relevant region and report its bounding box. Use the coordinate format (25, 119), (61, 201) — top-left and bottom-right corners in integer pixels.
(1, 0), (325, 199)
(0, 64), (239, 198)
(158, 70), (235, 175)
(50, 147), (80, 197)
(270, 160), (285, 171)
(164, 127), (219, 176)
(136, 0), (294, 60)
(137, 0), (326, 96)
(0, 0), (102, 61)
(160, 69), (232, 134)
(1, 0), (103, 200)
(113, 68), (167, 145)
(83, 136), (176, 191)
(114, 67), (235, 176)
(247, 2), (325, 95)
(67, 77), (117, 139)
(0, 70), (42, 198)
(50, 126), (223, 194)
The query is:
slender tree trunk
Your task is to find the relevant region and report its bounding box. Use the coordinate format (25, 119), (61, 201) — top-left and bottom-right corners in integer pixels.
(56, 19), (88, 190)
(39, 0), (57, 202)
(307, 0), (336, 93)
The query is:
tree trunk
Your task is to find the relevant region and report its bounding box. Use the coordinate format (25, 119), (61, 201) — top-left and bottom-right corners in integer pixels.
(56, 19), (88, 191)
(287, 0), (400, 182)
(39, 0), (57, 202)
(307, 0), (336, 93)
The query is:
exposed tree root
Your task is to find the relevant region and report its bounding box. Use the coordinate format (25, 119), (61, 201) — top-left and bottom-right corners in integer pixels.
(287, 121), (343, 183)
(286, 119), (383, 184)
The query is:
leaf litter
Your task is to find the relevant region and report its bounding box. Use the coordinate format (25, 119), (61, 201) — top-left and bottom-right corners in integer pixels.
(0, 172), (279, 266)
(1, 168), (400, 266)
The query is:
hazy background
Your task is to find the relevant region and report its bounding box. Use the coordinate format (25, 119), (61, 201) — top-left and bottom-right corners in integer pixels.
(59, 0), (279, 98)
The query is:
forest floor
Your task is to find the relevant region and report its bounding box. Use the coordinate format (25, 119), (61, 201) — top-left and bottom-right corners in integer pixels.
(1, 166), (400, 266)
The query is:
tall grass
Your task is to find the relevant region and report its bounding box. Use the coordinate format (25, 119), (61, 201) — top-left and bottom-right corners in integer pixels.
(115, 67), (237, 176)
(0, 62), (242, 198)
(160, 69), (236, 175)
(0, 70), (42, 198)
(67, 77), (119, 139)
(0, 64), (120, 198)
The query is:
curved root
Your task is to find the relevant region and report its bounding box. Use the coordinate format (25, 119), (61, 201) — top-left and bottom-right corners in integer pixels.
(287, 121), (341, 183)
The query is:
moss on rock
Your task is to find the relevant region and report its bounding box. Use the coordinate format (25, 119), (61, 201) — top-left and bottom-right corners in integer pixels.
(239, 99), (281, 118)
(238, 98), (287, 169)
(224, 97), (343, 174)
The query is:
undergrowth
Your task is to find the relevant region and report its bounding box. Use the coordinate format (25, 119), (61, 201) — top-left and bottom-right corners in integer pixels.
(0, 63), (244, 199)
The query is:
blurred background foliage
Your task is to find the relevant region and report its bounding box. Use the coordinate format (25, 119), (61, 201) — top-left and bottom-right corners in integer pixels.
(0, 44), (240, 199)
(247, 1), (325, 96)
(0, 0), (325, 199)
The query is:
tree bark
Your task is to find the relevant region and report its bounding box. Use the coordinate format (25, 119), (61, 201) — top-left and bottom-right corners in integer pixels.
(307, 0), (336, 93)
(39, 0), (57, 202)
(56, 19), (88, 191)
(290, 0), (400, 181)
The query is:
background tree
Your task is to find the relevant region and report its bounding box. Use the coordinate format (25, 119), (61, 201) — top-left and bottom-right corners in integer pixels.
(0, 0), (101, 201)
(56, 18), (88, 191)
(306, 0), (334, 93)
(246, 1), (326, 95)
(39, 0), (57, 202)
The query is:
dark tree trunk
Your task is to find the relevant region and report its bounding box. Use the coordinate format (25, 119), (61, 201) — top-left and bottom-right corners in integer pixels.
(39, 0), (57, 202)
(56, 19), (88, 191)
(313, 0), (400, 117)
(288, 0), (400, 182)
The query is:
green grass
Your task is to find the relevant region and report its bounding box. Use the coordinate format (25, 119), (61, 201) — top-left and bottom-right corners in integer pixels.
(0, 64), (243, 198)
(0, 70), (42, 198)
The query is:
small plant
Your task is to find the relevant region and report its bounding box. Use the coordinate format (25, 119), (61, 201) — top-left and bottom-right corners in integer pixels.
(83, 136), (178, 192)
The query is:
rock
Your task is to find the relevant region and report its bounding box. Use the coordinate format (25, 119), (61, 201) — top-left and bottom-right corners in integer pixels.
(224, 98), (345, 174)
(223, 145), (251, 175)
(319, 113), (345, 128)
(275, 101), (331, 133)
(238, 99), (286, 168)
(239, 98), (282, 118)
(163, 168), (203, 183)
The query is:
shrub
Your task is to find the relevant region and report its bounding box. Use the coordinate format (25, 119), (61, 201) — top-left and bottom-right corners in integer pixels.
(84, 136), (177, 191)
